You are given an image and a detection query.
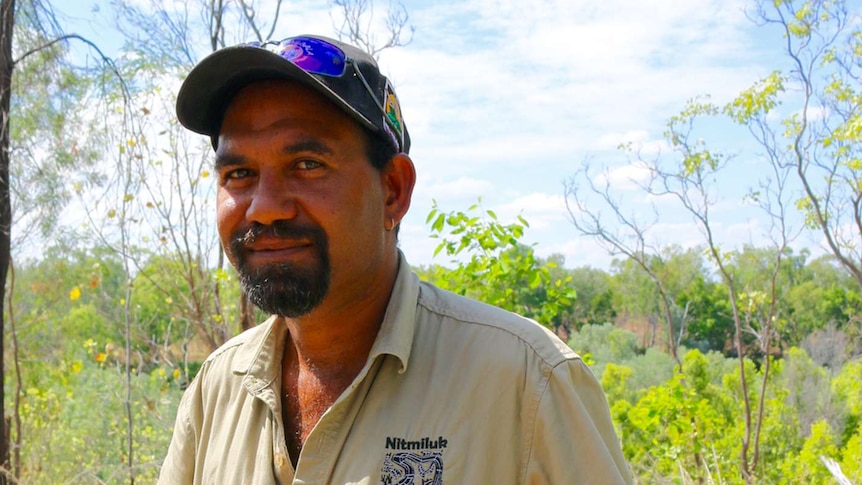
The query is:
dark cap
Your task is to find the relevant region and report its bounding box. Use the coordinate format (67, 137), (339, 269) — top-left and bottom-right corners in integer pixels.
(176, 34), (410, 153)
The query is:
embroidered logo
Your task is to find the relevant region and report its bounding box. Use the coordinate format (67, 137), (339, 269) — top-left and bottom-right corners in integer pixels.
(383, 80), (404, 138)
(380, 436), (446, 485)
(382, 79), (405, 150)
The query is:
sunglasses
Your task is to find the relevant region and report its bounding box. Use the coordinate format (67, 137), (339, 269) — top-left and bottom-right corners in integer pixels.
(245, 36), (405, 152)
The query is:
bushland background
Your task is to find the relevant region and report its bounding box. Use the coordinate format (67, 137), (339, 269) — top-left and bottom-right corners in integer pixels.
(1, 0), (861, 483)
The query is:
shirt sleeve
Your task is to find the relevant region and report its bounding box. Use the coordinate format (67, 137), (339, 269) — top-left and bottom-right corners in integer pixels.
(157, 375), (202, 484)
(524, 358), (633, 484)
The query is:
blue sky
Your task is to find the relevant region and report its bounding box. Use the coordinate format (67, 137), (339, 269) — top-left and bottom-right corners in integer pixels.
(52, 0), (858, 269)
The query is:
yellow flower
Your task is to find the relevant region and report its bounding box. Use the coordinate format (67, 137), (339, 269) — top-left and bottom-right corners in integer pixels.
(69, 286), (81, 301)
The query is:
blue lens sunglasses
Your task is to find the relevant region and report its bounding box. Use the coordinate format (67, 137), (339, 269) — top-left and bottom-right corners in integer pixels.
(245, 36), (405, 152)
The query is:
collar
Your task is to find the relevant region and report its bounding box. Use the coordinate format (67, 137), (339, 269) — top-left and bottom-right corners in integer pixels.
(235, 315), (287, 394)
(366, 250), (419, 374)
(235, 250), (419, 387)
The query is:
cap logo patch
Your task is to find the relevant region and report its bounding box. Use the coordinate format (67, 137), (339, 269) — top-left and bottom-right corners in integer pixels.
(384, 80), (404, 139)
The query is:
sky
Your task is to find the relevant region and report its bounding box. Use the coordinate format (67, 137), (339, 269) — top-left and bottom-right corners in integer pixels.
(51, 0), (860, 269)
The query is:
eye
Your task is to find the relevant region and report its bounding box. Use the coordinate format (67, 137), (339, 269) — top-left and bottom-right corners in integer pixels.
(218, 167), (255, 186)
(225, 168), (253, 179)
(295, 159), (323, 170)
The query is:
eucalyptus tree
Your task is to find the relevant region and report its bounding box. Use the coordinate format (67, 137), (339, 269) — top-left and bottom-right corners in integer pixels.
(2, 1), (126, 480)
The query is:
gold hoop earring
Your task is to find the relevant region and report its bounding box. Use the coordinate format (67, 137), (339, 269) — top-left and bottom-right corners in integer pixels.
(386, 217), (395, 232)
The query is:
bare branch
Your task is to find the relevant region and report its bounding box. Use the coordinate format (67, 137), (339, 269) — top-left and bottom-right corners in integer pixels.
(565, 160), (681, 364)
(329, 0), (413, 59)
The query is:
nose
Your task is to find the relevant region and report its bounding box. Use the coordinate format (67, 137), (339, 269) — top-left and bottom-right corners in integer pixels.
(245, 172), (299, 226)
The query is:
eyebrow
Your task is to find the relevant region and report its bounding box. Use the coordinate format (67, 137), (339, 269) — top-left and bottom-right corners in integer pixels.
(214, 139), (336, 169)
(214, 153), (246, 170)
(283, 139), (335, 157)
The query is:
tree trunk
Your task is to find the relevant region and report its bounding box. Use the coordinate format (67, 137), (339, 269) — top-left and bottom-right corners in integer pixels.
(0, 0), (16, 481)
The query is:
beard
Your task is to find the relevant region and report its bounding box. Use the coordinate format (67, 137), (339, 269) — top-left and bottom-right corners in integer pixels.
(229, 220), (331, 318)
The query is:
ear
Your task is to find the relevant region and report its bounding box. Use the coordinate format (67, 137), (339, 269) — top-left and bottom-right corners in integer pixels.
(381, 153), (416, 228)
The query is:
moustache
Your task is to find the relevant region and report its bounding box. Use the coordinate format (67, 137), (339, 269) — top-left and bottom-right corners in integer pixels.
(230, 221), (328, 252)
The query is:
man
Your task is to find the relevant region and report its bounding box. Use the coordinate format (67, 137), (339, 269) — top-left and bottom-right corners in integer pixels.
(159, 34), (632, 484)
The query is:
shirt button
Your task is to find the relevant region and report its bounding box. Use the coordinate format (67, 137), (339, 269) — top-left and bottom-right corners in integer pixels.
(274, 452), (287, 468)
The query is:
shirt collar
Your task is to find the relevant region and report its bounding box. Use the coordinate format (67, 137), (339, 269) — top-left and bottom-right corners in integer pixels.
(366, 250), (419, 374)
(235, 250), (419, 384)
(236, 315), (287, 394)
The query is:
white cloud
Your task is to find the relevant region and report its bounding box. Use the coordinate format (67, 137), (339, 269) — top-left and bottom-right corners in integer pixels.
(493, 192), (567, 230)
(538, 237), (616, 269)
(56, 0), (831, 271)
(600, 161), (653, 191)
(414, 176), (496, 205)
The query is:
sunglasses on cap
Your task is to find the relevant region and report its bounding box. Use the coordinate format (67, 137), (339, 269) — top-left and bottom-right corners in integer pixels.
(244, 36), (406, 153)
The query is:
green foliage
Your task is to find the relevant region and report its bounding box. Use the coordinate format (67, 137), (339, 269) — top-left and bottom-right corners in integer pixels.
(841, 423), (862, 482)
(601, 363), (635, 405)
(676, 275), (733, 352)
(724, 71), (785, 124)
(569, 323), (678, 393)
(623, 361), (734, 482)
(423, 201), (576, 328)
(610, 257), (661, 319)
(609, 245), (715, 353)
(568, 266), (617, 328)
(778, 421), (839, 484)
(784, 347), (848, 437)
(611, 346), (862, 484)
(11, 16), (106, 240)
(130, 254), (196, 350)
(6, 216), (862, 484)
(568, 323), (636, 378)
(59, 303), (115, 352)
(833, 358), (862, 417)
(14, 361), (182, 484)
(833, 358), (862, 449)
(12, 247), (127, 363)
(8, 4), (862, 481)
(665, 96), (725, 175)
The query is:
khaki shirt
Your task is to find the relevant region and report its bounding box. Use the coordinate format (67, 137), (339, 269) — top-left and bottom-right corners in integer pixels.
(158, 255), (632, 484)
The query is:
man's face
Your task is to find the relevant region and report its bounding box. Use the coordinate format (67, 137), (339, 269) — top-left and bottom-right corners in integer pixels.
(215, 80), (390, 318)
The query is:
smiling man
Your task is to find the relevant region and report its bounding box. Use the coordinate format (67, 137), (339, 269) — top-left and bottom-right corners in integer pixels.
(158, 35), (632, 484)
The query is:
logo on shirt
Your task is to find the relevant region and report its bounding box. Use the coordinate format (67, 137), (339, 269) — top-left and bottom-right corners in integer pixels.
(380, 436), (446, 485)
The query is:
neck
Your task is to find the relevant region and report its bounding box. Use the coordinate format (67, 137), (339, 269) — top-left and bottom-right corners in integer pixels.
(283, 251), (400, 374)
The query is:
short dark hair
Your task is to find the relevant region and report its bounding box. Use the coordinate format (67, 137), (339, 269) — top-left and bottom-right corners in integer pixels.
(361, 128), (401, 237)
(363, 127), (398, 171)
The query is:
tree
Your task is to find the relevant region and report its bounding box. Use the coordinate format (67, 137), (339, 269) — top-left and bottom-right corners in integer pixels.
(565, 7), (816, 480)
(675, 272), (734, 353)
(565, 165), (689, 365)
(745, 0), (862, 292)
(3, 1), (133, 478)
(422, 201), (576, 330)
(0, 0), (16, 477)
(629, 2), (862, 477)
(568, 265), (617, 329)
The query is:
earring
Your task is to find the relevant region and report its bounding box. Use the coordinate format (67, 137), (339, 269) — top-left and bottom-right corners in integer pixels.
(386, 217), (396, 231)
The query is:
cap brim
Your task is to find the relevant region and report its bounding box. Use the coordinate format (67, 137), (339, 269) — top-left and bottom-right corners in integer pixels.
(176, 45), (377, 140)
